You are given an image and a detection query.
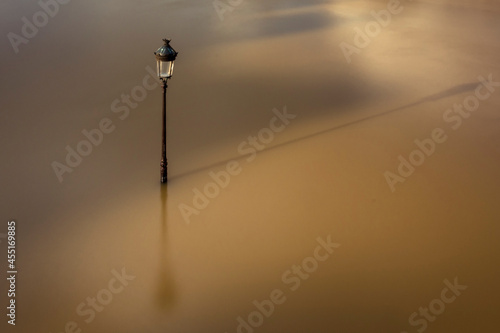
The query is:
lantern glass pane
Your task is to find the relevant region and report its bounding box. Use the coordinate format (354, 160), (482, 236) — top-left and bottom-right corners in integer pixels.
(157, 60), (174, 78)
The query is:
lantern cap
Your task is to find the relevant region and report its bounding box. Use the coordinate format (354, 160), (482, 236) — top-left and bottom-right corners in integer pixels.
(154, 38), (178, 61)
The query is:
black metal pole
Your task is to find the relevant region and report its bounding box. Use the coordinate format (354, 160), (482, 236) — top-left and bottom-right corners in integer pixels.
(160, 79), (168, 183)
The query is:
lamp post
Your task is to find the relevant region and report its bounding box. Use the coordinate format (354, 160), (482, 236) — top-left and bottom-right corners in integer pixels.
(154, 38), (178, 183)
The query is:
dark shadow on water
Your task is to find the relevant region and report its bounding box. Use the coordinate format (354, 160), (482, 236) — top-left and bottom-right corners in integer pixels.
(239, 11), (334, 39)
(156, 184), (176, 309)
(170, 82), (480, 180)
(255, 0), (332, 11)
(416, 82), (480, 104)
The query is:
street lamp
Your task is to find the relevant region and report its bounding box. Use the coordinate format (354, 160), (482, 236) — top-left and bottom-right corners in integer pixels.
(154, 38), (178, 183)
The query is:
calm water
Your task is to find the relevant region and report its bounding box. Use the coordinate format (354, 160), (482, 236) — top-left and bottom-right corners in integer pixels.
(1, 0), (500, 332)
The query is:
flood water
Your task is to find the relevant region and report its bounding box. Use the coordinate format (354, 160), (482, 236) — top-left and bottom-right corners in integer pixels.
(1, 0), (500, 332)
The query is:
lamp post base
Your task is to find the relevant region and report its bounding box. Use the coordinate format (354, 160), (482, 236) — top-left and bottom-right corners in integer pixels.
(160, 161), (167, 183)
